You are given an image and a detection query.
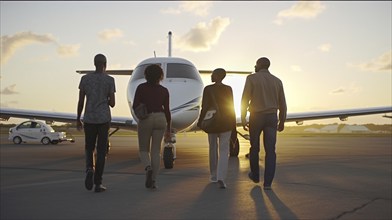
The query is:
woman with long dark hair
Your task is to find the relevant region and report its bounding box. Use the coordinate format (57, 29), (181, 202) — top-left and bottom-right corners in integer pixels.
(133, 64), (171, 190)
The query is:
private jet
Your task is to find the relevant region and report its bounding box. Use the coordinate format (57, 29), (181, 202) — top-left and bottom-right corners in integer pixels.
(1, 32), (391, 169)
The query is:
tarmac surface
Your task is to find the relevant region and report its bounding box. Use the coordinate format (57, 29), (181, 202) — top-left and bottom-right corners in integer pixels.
(1, 132), (391, 220)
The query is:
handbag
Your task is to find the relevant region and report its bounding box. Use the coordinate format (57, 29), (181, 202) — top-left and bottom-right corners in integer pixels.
(201, 92), (221, 133)
(134, 103), (148, 120)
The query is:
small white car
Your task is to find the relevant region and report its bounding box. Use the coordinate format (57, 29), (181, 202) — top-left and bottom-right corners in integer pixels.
(8, 120), (74, 145)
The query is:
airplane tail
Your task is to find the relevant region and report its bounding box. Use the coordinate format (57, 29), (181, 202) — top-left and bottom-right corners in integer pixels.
(168, 31), (172, 57)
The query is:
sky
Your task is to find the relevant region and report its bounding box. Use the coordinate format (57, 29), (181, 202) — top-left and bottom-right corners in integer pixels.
(1, 1), (391, 125)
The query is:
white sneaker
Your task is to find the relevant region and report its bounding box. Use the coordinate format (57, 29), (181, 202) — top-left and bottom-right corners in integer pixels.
(210, 176), (218, 183)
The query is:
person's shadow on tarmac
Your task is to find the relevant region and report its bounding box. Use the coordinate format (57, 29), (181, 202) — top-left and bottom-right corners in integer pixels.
(251, 185), (298, 219)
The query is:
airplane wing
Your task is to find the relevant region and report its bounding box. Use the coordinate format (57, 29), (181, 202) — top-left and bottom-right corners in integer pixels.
(0, 107), (136, 130)
(188, 106), (392, 131)
(284, 106), (392, 125)
(1, 106), (391, 131)
(76, 70), (133, 75)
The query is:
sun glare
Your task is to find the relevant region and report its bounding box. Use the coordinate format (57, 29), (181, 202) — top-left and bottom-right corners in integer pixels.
(201, 74), (247, 117)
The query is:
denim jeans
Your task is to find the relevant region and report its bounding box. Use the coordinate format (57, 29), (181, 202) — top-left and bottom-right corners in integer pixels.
(249, 112), (278, 186)
(84, 122), (110, 186)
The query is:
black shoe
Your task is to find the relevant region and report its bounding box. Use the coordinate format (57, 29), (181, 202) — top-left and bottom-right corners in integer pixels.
(145, 166), (153, 188)
(85, 169), (94, 191)
(263, 185), (272, 190)
(218, 180), (227, 189)
(248, 172), (260, 183)
(94, 184), (107, 193)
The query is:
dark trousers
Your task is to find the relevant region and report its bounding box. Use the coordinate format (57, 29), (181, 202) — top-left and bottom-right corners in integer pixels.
(84, 122), (109, 186)
(249, 112), (278, 186)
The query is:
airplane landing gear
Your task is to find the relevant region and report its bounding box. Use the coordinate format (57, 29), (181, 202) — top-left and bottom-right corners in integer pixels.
(106, 141), (111, 156)
(163, 131), (176, 169)
(163, 143), (174, 169)
(230, 128), (240, 157)
(106, 127), (119, 155)
(236, 129), (250, 158)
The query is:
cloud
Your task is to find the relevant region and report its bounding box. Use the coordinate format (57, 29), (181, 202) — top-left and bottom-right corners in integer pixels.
(353, 51), (392, 73)
(331, 87), (345, 94)
(274, 1), (326, 25)
(98, 28), (124, 41)
(175, 16), (230, 52)
(57, 44), (80, 57)
(161, 1), (212, 17)
(1, 32), (56, 64)
(330, 83), (361, 95)
(1, 31), (80, 64)
(318, 43), (331, 52)
(0, 84), (19, 95)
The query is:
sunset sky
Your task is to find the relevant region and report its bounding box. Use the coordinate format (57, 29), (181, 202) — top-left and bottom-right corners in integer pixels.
(1, 1), (391, 125)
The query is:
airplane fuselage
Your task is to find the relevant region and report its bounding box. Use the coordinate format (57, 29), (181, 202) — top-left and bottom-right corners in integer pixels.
(127, 57), (204, 132)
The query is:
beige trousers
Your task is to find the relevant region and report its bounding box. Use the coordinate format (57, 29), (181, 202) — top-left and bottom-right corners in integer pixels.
(137, 112), (167, 181)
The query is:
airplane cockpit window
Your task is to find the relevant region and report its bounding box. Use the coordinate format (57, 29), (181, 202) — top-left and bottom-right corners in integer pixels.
(166, 63), (200, 80)
(131, 63), (162, 81)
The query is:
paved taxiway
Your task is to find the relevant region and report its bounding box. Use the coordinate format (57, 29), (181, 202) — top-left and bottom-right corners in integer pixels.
(1, 132), (391, 220)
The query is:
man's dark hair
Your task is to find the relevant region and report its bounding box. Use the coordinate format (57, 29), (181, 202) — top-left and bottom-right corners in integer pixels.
(144, 64), (164, 84)
(256, 57), (270, 69)
(94, 54), (107, 66)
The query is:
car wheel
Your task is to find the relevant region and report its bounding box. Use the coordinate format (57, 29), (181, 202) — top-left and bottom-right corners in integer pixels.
(41, 137), (51, 145)
(13, 136), (22, 144)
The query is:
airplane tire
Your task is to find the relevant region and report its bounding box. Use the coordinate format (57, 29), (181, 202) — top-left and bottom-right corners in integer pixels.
(230, 137), (239, 157)
(13, 136), (22, 144)
(163, 146), (174, 169)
